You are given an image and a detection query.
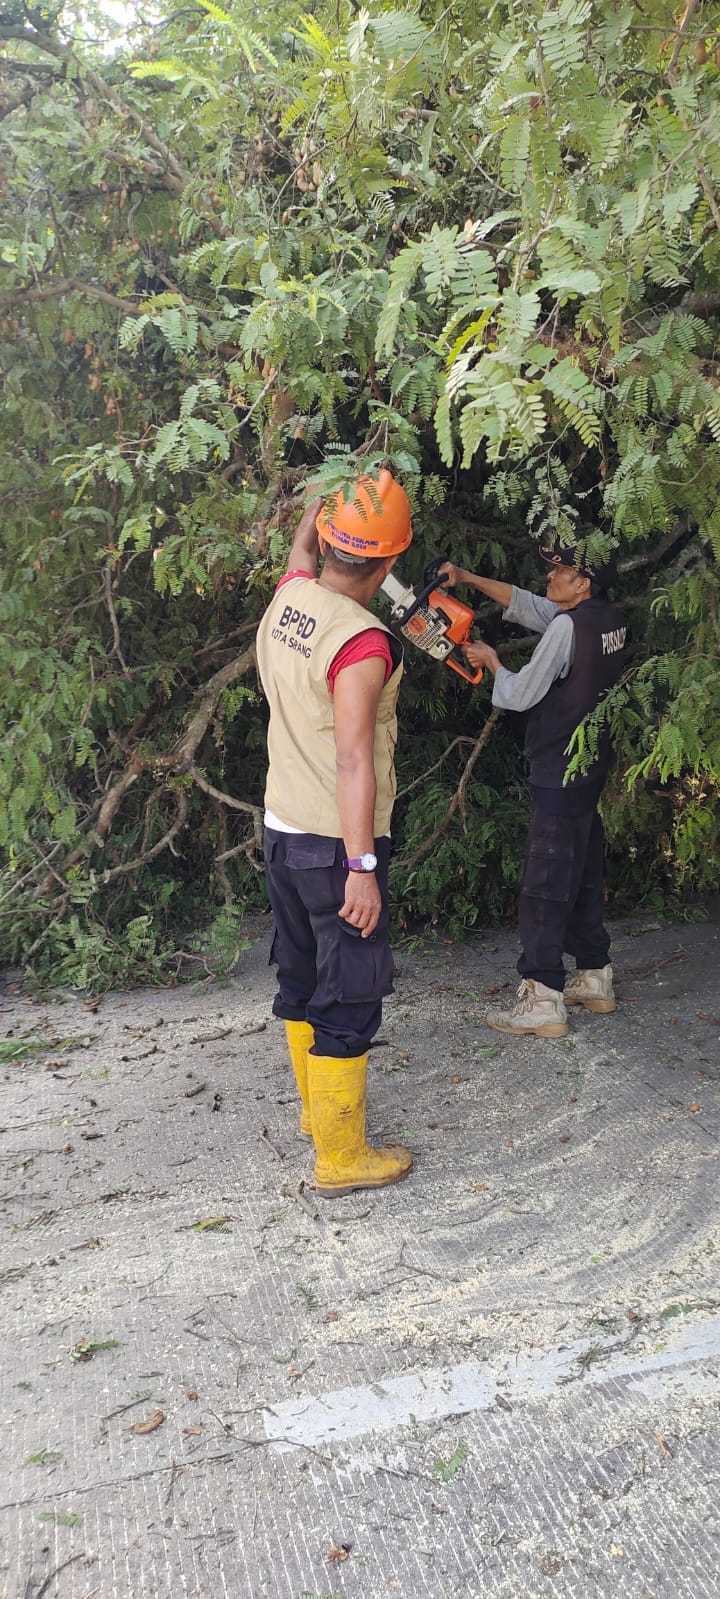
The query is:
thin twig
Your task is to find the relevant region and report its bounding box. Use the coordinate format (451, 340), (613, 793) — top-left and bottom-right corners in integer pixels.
(236, 369), (278, 430)
(97, 1392), (152, 1440)
(36, 1555), (86, 1599)
(164, 1461), (185, 1505)
(100, 790), (189, 883)
(396, 736), (476, 800)
(398, 709), (501, 870)
(535, 39), (553, 127)
(190, 766), (263, 847)
(281, 1179), (321, 1221)
(260, 1127), (286, 1161)
(667, 0), (700, 78)
(101, 564), (130, 678)
(665, 2), (720, 238)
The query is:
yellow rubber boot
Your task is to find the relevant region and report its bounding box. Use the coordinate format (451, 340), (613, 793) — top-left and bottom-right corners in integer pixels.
(284, 1019), (314, 1137)
(307, 1052), (413, 1197)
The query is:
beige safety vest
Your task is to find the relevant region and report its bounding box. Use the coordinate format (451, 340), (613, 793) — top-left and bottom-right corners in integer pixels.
(256, 578), (403, 836)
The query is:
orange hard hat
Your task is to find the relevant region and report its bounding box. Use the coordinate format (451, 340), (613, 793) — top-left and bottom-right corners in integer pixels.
(316, 468), (413, 559)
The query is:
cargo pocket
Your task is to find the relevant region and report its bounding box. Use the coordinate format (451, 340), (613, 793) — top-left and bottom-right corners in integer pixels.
(329, 924), (395, 1004)
(522, 811), (575, 903)
(284, 837), (339, 872)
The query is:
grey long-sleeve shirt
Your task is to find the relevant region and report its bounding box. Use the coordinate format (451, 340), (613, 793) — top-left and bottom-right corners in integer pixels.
(491, 586), (574, 713)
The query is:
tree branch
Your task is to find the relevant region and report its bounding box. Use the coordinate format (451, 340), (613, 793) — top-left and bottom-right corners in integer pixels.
(189, 766), (263, 848)
(618, 519), (690, 574)
(102, 563), (131, 678)
(170, 645), (256, 771)
(666, 0), (701, 78)
(397, 709), (502, 871)
(0, 78), (37, 118)
(665, 5), (720, 238)
(212, 799), (234, 905)
(0, 277), (143, 315)
(0, 26), (188, 183)
(100, 789), (189, 883)
(0, 23), (225, 231)
(395, 735), (476, 800)
(28, 644), (259, 901)
(0, 274), (214, 324)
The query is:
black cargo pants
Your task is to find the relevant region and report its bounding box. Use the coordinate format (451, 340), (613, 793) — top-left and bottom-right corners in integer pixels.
(263, 828), (395, 1058)
(517, 788), (611, 993)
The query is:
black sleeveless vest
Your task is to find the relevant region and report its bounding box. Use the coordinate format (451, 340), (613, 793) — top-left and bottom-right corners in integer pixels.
(525, 598), (626, 789)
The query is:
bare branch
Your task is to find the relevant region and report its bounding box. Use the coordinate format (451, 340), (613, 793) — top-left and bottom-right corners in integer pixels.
(212, 799), (234, 906)
(190, 766), (263, 848)
(457, 711), (500, 827)
(171, 645), (256, 771)
(0, 277), (143, 316)
(0, 274), (214, 323)
(94, 754), (145, 842)
(28, 644), (259, 901)
(0, 22), (226, 232)
(618, 520), (690, 575)
(102, 564), (131, 678)
(666, 0), (701, 78)
(100, 789), (189, 883)
(665, 5), (720, 238)
(396, 736), (476, 800)
(195, 621), (257, 658)
(397, 710), (502, 871)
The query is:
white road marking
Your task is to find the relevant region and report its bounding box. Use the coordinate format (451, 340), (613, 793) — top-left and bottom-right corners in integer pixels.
(262, 1312), (720, 1452)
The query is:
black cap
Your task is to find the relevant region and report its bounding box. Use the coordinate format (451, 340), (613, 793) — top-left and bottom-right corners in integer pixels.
(540, 544), (618, 590)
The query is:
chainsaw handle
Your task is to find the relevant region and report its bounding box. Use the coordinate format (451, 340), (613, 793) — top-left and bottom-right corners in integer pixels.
(447, 657), (483, 686)
(423, 555), (457, 596)
(395, 556), (456, 624)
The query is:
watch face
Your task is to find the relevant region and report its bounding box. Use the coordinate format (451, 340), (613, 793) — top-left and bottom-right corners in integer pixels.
(361, 853), (378, 871)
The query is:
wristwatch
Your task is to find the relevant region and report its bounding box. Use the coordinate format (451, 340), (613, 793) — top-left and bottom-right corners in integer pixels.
(343, 853), (378, 873)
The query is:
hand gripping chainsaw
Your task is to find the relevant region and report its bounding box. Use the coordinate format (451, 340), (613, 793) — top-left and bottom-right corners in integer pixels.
(381, 556), (483, 685)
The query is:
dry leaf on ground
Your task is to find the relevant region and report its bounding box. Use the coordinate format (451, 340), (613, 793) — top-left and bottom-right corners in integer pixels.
(327, 1542), (352, 1562)
(130, 1409), (166, 1435)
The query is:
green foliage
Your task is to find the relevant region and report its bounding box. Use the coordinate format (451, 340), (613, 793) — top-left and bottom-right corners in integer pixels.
(1, 0), (719, 984)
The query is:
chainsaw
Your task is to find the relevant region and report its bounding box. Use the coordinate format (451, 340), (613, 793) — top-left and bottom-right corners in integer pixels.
(381, 556), (483, 685)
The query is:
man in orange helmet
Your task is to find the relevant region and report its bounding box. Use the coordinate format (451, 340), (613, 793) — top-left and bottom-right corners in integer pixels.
(255, 470), (414, 1197)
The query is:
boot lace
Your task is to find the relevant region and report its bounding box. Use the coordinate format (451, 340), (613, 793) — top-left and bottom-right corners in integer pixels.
(513, 980), (536, 1014)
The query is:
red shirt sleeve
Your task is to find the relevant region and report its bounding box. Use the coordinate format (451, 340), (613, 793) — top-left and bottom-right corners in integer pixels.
(275, 569), (315, 591)
(328, 629), (394, 693)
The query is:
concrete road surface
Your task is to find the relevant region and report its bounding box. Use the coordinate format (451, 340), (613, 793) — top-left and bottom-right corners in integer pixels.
(1, 911), (718, 1598)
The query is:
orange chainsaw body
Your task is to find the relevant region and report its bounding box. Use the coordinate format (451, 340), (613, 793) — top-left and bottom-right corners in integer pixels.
(381, 558), (483, 685)
(402, 589), (483, 685)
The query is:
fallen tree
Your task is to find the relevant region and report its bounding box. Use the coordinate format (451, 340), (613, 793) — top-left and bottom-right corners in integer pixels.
(1, 0), (719, 986)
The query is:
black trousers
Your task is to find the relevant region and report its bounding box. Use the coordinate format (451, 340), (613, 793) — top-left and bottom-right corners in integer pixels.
(263, 829), (395, 1058)
(517, 792), (611, 993)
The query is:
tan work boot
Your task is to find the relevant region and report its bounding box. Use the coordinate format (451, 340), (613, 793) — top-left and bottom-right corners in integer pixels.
(284, 1019), (314, 1136)
(485, 979), (568, 1038)
(564, 964), (616, 1013)
(307, 1052), (413, 1197)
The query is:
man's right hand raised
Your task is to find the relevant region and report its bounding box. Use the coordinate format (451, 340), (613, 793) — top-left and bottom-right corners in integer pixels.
(437, 565), (513, 610)
(436, 561), (466, 589)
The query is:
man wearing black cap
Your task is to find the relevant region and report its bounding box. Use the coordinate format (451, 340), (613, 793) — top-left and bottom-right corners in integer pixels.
(439, 547), (626, 1038)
